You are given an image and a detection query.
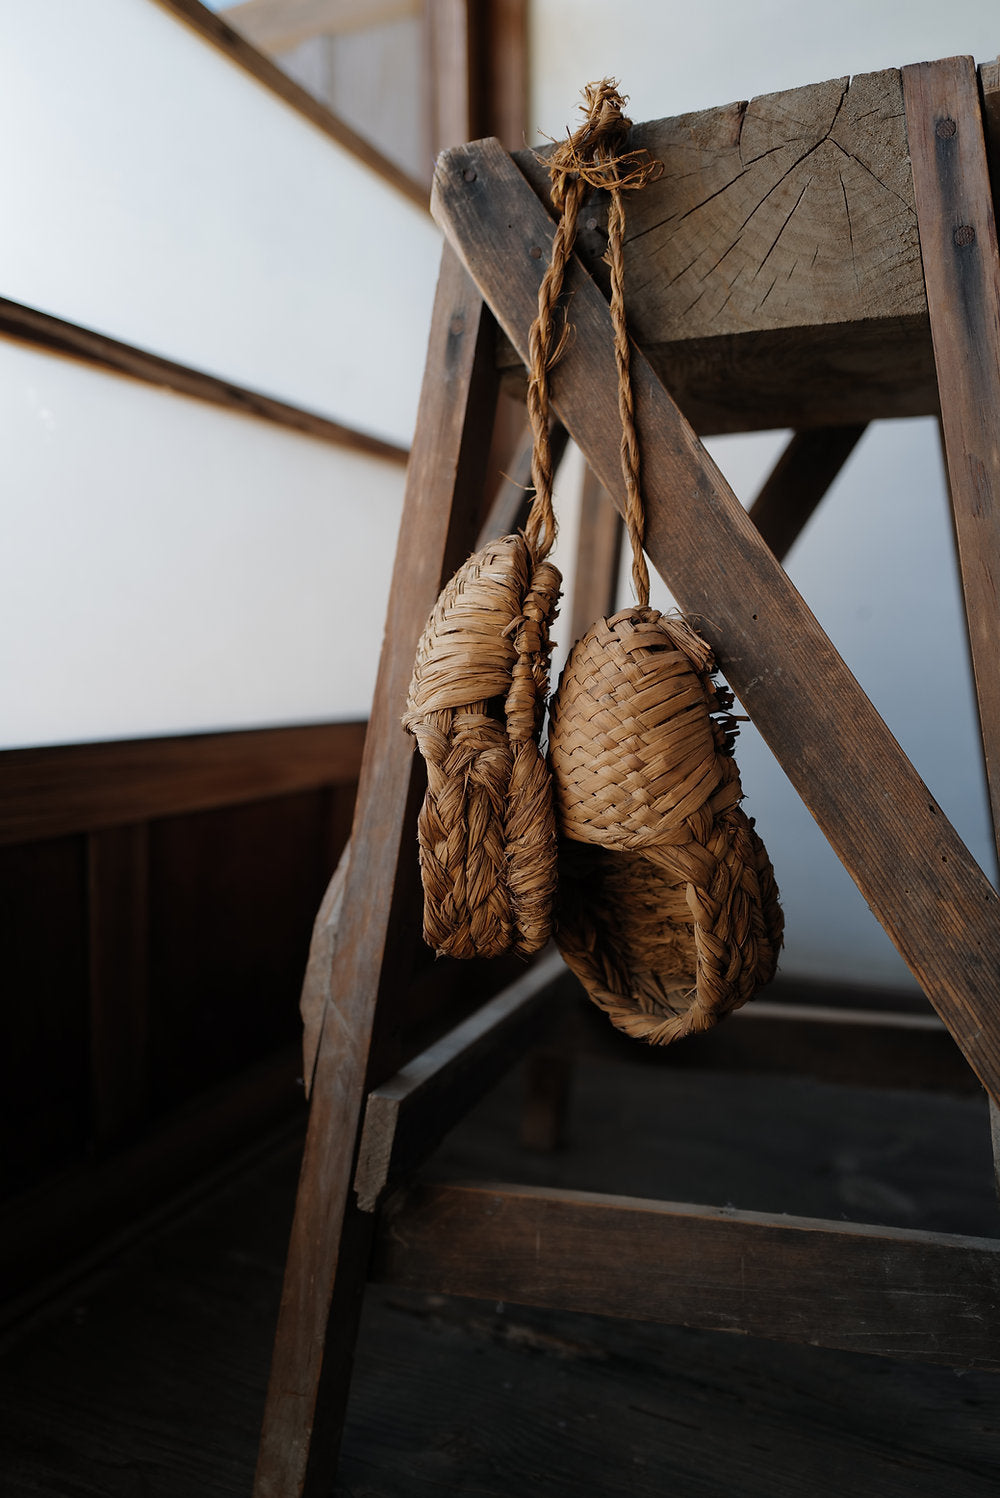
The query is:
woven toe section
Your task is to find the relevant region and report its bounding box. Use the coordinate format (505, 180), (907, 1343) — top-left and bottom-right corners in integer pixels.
(549, 607), (783, 1042)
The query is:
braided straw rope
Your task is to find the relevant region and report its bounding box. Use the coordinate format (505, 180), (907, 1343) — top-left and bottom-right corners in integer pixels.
(403, 536), (560, 958)
(403, 80), (658, 962)
(542, 84), (783, 1041)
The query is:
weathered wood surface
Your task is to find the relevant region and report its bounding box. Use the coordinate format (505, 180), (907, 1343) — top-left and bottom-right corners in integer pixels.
(980, 59), (1000, 193)
(432, 137), (1000, 1103)
(353, 950), (568, 1211)
(0, 721), (366, 845)
(0, 299), (408, 464)
(374, 1181), (1000, 1369)
(255, 247), (501, 1498)
(904, 60), (1000, 854)
(500, 70), (935, 432)
(748, 425), (867, 561)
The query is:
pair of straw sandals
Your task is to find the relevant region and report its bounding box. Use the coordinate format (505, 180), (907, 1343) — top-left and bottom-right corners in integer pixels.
(403, 526), (783, 1046)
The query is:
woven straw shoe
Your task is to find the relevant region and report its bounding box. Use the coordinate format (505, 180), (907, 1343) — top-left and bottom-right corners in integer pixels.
(548, 605), (783, 1043)
(403, 533), (561, 960)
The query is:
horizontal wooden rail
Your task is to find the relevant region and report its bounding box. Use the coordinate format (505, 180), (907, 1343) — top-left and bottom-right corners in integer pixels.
(154, 0), (428, 211)
(0, 299), (408, 464)
(354, 950), (571, 1211)
(0, 720), (366, 845)
(374, 1181), (1000, 1369)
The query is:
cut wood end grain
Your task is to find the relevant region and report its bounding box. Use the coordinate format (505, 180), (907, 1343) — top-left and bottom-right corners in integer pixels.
(516, 68), (924, 346)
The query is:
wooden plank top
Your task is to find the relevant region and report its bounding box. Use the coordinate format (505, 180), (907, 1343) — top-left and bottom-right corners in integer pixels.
(502, 69), (937, 431)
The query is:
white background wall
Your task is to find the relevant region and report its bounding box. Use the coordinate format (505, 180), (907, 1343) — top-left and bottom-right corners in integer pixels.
(1, 0), (440, 748)
(531, 0), (999, 985)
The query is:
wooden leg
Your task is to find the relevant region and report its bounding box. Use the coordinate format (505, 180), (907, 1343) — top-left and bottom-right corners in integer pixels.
(903, 58), (1000, 1192)
(254, 245), (502, 1498)
(748, 425), (867, 563)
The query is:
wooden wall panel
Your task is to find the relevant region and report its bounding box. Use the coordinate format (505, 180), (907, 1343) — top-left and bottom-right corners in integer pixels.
(147, 789), (338, 1107)
(0, 722), (363, 1290)
(0, 837), (90, 1197)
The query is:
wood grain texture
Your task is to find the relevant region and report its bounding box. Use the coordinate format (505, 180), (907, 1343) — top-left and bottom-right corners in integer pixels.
(0, 722), (365, 846)
(432, 137), (1000, 1101)
(748, 425), (867, 562)
(374, 1181), (1000, 1369)
(903, 59), (1000, 850)
(354, 950), (568, 1210)
(502, 70), (936, 432)
(152, 0), (429, 209)
(255, 247), (502, 1498)
(0, 299), (408, 464)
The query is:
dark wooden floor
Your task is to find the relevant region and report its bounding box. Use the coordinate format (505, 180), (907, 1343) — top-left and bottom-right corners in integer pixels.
(2, 1054), (999, 1497)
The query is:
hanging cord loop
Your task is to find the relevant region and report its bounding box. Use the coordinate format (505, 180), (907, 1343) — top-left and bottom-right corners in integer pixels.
(523, 80), (662, 570)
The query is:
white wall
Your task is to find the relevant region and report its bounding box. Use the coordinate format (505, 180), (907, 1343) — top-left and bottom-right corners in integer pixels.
(1, 0), (440, 749)
(0, 0), (439, 449)
(0, 339), (405, 746)
(530, 1), (999, 985)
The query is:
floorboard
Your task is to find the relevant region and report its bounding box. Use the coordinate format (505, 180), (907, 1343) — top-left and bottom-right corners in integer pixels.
(1, 1056), (998, 1496)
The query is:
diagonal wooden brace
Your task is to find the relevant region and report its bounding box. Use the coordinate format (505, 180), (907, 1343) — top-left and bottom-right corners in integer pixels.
(431, 136), (1000, 1103)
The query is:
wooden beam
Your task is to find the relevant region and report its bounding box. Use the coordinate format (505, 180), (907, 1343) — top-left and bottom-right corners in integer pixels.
(354, 950), (569, 1210)
(152, 0), (428, 210)
(425, 0), (473, 159)
(432, 137), (1000, 1104)
(748, 426), (867, 562)
(0, 722), (366, 846)
(499, 69), (936, 432)
(374, 1181), (1000, 1369)
(255, 247), (502, 1498)
(904, 59), (1000, 858)
(222, 0), (418, 53)
(0, 300), (408, 465)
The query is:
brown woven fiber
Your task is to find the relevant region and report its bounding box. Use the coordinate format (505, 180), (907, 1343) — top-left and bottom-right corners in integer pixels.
(549, 607), (783, 1043)
(403, 79), (661, 963)
(403, 534), (561, 959)
(539, 80), (782, 1042)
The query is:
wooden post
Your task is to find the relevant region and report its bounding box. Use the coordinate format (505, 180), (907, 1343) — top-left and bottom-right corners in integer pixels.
(902, 55), (1000, 1195)
(254, 246), (500, 1498)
